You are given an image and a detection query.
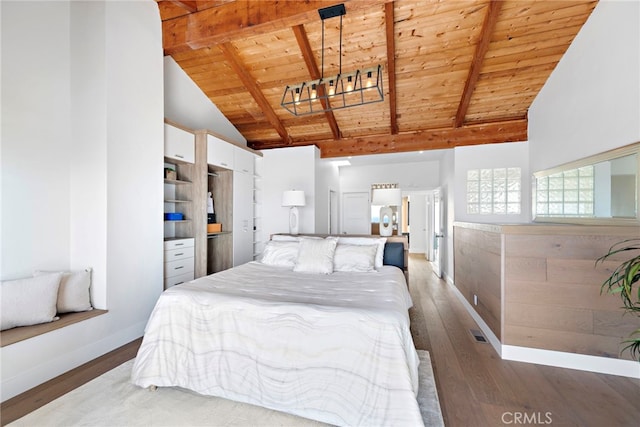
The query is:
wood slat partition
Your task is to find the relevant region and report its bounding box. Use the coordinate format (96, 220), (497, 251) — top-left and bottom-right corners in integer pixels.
(453, 224), (502, 339)
(454, 222), (640, 361)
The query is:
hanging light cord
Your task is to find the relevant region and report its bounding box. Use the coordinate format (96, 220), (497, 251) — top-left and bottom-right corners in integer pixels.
(339, 14), (343, 75)
(321, 18), (325, 79)
(320, 13), (343, 79)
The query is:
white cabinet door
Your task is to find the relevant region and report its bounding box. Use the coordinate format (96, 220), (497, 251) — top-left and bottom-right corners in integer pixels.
(207, 134), (234, 169)
(164, 124), (195, 163)
(233, 170), (254, 266)
(233, 147), (255, 175)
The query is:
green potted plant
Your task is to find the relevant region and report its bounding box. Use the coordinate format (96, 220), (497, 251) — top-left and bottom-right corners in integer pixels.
(597, 238), (640, 361)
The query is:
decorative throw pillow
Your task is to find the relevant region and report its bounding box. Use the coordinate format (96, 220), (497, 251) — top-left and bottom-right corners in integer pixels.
(34, 269), (93, 313)
(260, 241), (300, 269)
(0, 273), (63, 330)
(337, 236), (387, 268)
(293, 237), (338, 274)
(333, 244), (378, 272)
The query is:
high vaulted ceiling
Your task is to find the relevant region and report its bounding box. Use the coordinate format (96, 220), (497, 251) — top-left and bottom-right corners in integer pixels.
(156, 0), (597, 158)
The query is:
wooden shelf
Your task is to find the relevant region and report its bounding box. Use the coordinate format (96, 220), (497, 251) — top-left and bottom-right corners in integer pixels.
(207, 231), (232, 238)
(164, 178), (191, 185)
(164, 219), (190, 223)
(164, 199), (190, 203)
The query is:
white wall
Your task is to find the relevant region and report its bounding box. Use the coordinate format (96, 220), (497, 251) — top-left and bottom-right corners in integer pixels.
(260, 146), (317, 239)
(339, 161), (440, 193)
(164, 57), (246, 146)
(1, 1), (71, 280)
(454, 141), (531, 224)
(528, 0), (640, 172)
(315, 156), (340, 234)
(0, 0), (164, 401)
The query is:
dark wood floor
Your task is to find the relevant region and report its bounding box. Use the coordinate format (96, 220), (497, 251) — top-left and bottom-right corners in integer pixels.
(2, 255), (639, 426)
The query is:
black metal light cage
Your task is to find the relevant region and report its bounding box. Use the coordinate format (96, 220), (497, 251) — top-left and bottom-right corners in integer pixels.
(280, 4), (385, 116)
(281, 65), (384, 116)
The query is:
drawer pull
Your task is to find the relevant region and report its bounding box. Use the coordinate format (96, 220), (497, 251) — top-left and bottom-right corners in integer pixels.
(175, 154), (184, 159)
(175, 243), (184, 246)
(175, 266), (184, 270)
(174, 253), (184, 256)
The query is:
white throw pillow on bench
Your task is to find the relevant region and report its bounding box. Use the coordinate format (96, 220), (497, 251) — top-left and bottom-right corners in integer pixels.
(34, 268), (93, 313)
(0, 273), (63, 330)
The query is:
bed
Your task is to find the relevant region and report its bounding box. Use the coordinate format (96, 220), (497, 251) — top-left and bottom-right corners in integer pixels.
(131, 235), (423, 426)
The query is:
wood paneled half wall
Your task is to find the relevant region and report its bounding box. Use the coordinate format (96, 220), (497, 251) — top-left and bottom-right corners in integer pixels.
(454, 222), (640, 367)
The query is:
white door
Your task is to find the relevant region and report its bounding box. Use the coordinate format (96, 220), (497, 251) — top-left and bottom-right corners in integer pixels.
(431, 188), (444, 278)
(342, 192), (370, 235)
(329, 189), (339, 234)
(408, 194), (427, 253)
(233, 170), (253, 266)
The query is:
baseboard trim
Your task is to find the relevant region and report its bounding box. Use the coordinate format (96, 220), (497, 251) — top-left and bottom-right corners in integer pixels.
(447, 279), (502, 355)
(447, 278), (639, 378)
(502, 345), (639, 379)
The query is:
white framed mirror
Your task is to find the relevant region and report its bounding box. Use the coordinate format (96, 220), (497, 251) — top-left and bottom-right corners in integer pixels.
(533, 142), (639, 225)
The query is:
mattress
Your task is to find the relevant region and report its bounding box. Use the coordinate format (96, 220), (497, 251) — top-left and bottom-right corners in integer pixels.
(131, 261), (423, 426)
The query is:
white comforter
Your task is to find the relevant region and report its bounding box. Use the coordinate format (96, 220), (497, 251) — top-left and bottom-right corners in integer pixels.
(131, 262), (423, 426)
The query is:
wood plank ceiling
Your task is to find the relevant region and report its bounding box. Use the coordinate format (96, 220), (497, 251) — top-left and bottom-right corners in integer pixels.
(156, 0), (597, 158)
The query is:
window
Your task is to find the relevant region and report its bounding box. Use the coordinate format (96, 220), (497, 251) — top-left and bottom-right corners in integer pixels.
(467, 168), (521, 215)
(535, 166), (594, 217)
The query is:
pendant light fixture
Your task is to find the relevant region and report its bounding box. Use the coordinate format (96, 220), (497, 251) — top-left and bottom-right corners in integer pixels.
(280, 3), (384, 116)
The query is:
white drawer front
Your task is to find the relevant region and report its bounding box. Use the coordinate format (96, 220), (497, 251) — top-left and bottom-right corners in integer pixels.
(164, 257), (194, 278)
(164, 246), (194, 262)
(164, 271), (194, 288)
(164, 238), (195, 251)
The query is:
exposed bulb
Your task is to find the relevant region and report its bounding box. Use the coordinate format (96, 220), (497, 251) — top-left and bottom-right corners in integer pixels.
(346, 76), (353, 92)
(294, 87), (301, 104)
(310, 84), (317, 100)
(365, 71), (373, 88)
(328, 80), (335, 96)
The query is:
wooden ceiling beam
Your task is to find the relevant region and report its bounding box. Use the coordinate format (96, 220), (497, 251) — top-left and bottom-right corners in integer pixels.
(218, 42), (292, 144)
(454, 0), (503, 128)
(168, 1), (198, 13)
(249, 119), (528, 157)
(292, 25), (341, 141)
(163, 0), (388, 54)
(384, 1), (398, 135)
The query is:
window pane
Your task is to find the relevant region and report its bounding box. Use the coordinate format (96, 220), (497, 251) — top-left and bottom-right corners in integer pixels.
(466, 167), (521, 216)
(480, 169), (493, 180)
(493, 168), (506, 180)
(507, 203), (521, 214)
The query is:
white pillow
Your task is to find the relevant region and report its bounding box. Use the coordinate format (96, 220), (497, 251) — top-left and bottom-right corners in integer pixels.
(34, 269), (93, 313)
(334, 244), (378, 272)
(337, 237), (387, 268)
(260, 241), (299, 269)
(270, 235), (300, 242)
(293, 237), (338, 274)
(1, 273), (62, 330)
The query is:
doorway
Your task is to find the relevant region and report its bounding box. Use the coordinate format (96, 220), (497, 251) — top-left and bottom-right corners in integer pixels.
(342, 192), (370, 235)
(430, 188), (444, 278)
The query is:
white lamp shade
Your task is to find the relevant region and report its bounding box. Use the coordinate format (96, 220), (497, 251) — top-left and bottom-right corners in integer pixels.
(282, 190), (306, 207)
(372, 188), (401, 206)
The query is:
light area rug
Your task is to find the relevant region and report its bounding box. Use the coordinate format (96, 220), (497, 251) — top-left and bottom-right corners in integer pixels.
(10, 350), (444, 427)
